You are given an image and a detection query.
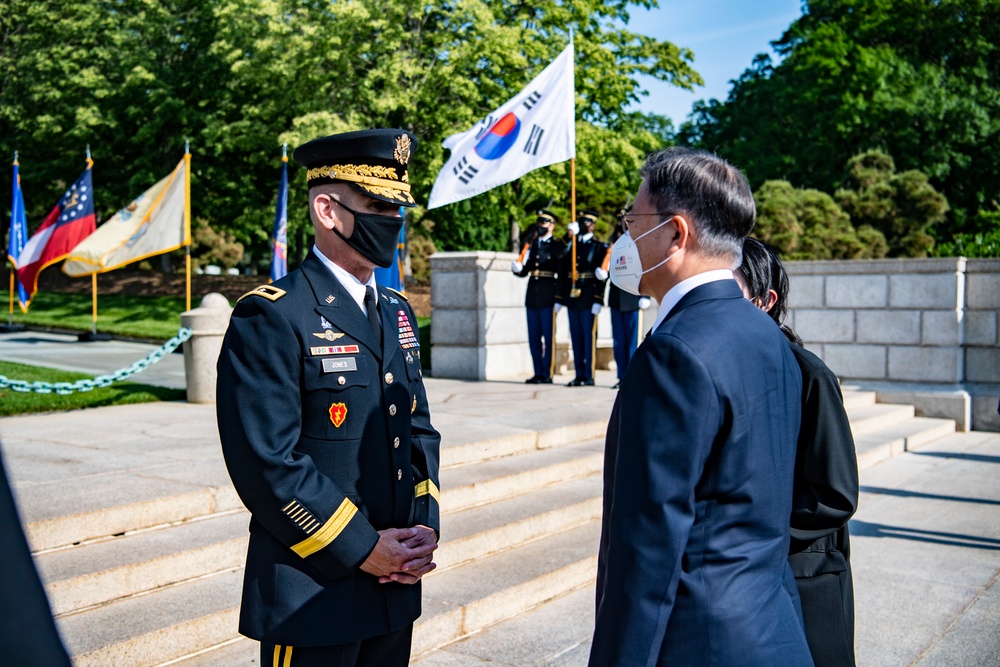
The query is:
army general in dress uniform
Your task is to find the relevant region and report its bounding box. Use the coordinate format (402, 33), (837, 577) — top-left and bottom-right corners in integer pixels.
(216, 129), (441, 667)
(512, 210), (567, 384)
(557, 210), (609, 386)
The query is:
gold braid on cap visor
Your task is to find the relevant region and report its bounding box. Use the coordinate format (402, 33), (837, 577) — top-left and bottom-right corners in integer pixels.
(306, 163), (414, 204)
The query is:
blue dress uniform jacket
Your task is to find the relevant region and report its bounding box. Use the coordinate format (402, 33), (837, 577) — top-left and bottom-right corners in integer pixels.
(514, 236), (566, 309)
(592, 280), (813, 667)
(216, 250), (441, 647)
(556, 236), (608, 310)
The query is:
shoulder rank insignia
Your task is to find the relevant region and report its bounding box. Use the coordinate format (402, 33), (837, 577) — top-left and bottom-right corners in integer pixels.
(385, 287), (408, 303)
(238, 285), (286, 303)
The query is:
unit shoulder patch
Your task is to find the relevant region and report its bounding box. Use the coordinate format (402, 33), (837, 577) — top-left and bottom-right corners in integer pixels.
(238, 285), (287, 303)
(385, 287), (408, 302)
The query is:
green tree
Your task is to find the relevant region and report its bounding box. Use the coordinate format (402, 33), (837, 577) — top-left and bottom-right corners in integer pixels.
(835, 150), (948, 257)
(679, 0), (1000, 246)
(1, 0), (699, 270)
(754, 180), (887, 260)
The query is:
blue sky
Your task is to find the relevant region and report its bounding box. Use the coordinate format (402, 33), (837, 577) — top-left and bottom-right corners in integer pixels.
(626, 0), (804, 127)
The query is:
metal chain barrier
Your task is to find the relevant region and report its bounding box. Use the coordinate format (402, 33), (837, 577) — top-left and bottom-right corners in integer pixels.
(0, 328), (193, 395)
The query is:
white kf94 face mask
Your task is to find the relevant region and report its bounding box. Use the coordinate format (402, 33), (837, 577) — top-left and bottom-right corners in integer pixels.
(609, 218), (675, 296)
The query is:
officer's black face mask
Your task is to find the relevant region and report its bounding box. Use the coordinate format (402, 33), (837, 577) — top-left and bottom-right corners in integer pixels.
(331, 198), (404, 268)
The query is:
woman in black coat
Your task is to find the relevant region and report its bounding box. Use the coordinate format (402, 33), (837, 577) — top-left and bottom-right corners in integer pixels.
(736, 238), (859, 667)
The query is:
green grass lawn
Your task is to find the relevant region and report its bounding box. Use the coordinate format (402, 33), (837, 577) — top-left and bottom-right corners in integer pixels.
(0, 360), (185, 417)
(1, 290), (189, 340)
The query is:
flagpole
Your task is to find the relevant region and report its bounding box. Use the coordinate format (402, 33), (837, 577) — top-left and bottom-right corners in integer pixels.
(570, 157), (578, 294)
(78, 146), (110, 342)
(91, 273), (98, 334)
(88, 145), (97, 333)
(184, 140), (191, 312)
(7, 270), (13, 326)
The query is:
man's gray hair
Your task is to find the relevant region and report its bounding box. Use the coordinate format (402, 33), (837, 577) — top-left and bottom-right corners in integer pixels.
(640, 147), (756, 264)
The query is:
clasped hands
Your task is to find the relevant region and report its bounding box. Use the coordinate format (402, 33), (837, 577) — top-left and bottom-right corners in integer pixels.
(360, 525), (438, 585)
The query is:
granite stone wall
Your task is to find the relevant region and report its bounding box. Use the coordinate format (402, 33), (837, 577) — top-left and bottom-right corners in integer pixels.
(430, 252), (998, 430)
(786, 258), (999, 431)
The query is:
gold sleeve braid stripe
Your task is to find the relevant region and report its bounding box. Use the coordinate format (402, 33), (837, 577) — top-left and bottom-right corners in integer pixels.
(282, 499), (321, 534)
(291, 498), (359, 558)
(415, 479), (440, 502)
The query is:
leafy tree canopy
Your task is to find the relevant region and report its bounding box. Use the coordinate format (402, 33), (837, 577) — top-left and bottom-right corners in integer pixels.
(0, 0), (700, 269)
(679, 0), (1000, 248)
(755, 179), (888, 260)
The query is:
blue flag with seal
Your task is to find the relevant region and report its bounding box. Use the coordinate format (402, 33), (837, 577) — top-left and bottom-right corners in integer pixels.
(373, 208), (405, 292)
(7, 153), (29, 313)
(270, 146), (289, 282)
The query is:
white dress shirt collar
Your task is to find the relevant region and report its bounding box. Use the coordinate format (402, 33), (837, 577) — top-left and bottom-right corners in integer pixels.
(313, 244), (377, 314)
(579, 232), (593, 242)
(651, 269), (735, 333)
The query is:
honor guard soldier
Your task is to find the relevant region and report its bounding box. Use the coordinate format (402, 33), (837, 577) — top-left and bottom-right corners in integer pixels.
(557, 209), (609, 386)
(511, 210), (567, 383)
(216, 129), (441, 667)
(607, 218), (651, 389)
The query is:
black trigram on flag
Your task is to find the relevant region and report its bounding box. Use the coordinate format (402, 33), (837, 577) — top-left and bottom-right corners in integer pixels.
(524, 124), (545, 156)
(453, 156), (479, 184)
(522, 91), (542, 111)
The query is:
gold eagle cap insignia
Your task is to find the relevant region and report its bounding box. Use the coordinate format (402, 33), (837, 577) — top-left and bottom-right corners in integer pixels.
(394, 135), (412, 165)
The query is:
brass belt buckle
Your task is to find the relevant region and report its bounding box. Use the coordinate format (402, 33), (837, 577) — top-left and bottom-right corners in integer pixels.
(570, 286), (581, 298)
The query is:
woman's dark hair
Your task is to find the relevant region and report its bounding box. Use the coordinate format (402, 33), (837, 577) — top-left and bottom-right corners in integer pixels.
(737, 237), (803, 345)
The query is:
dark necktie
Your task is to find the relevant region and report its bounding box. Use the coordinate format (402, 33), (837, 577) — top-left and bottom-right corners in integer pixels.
(364, 286), (382, 347)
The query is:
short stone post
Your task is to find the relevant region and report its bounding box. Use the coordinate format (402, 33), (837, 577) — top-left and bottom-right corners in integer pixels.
(180, 292), (233, 403)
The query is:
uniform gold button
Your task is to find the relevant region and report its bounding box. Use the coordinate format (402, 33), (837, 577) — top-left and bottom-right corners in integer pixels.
(397, 469), (403, 480)
(389, 404), (397, 416)
(338, 376), (346, 385)
(384, 372), (394, 384)
(393, 437), (400, 448)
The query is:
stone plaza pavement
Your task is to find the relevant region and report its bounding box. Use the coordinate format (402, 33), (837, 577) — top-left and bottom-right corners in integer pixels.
(0, 331), (998, 665)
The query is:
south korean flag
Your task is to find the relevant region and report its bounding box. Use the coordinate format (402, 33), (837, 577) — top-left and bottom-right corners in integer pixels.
(428, 42), (576, 210)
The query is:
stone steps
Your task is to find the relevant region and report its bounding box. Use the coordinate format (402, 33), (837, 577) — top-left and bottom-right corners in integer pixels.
(42, 423), (606, 666)
(37, 389), (956, 666)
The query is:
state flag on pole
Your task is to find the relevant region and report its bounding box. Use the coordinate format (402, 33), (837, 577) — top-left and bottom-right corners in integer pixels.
(63, 155), (190, 277)
(428, 42), (575, 209)
(17, 163), (97, 307)
(7, 155), (30, 312)
(270, 151), (289, 282)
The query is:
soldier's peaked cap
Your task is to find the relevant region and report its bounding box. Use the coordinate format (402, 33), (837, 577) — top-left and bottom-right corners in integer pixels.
(536, 209), (558, 223)
(293, 129), (418, 207)
(578, 209), (599, 222)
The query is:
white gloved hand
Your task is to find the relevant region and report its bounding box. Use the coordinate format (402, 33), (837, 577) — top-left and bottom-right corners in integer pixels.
(594, 267), (608, 281)
(553, 303), (563, 314)
(591, 303), (602, 316)
(511, 260), (523, 273)
(638, 296), (652, 309)
(567, 222), (579, 236)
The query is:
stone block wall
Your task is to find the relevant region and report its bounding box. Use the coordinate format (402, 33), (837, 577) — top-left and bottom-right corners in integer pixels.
(429, 251), (650, 381)
(785, 258), (999, 431)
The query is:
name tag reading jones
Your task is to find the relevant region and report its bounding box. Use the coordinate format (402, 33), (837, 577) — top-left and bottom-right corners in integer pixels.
(322, 357), (358, 373)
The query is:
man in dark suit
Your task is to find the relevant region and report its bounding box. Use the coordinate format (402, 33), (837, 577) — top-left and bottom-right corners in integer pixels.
(591, 147), (813, 666)
(512, 210), (566, 384)
(217, 129), (441, 667)
(557, 210), (609, 386)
